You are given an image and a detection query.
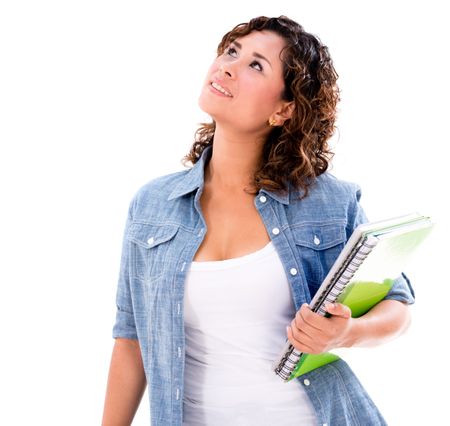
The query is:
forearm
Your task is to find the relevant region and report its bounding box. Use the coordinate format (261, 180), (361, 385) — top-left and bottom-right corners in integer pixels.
(102, 338), (147, 426)
(345, 299), (411, 348)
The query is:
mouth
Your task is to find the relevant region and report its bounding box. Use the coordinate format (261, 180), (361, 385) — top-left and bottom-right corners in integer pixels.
(210, 81), (233, 97)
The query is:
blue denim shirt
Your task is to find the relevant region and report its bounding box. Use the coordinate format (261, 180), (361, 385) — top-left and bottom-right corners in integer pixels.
(112, 147), (415, 426)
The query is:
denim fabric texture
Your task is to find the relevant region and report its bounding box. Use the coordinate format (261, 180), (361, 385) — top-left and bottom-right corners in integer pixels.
(112, 146), (415, 426)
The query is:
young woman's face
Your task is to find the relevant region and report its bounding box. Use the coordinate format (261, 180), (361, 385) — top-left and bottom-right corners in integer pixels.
(198, 30), (289, 132)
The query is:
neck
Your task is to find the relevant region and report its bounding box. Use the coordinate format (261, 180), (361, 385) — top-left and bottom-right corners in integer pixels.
(205, 123), (267, 192)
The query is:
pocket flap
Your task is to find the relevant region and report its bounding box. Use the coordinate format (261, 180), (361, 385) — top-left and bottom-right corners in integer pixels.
(128, 223), (179, 249)
(293, 223), (346, 250)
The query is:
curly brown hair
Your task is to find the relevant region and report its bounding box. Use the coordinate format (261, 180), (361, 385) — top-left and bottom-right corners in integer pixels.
(184, 15), (340, 197)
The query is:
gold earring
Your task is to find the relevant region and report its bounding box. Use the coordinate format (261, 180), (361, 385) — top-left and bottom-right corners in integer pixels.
(269, 118), (277, 126)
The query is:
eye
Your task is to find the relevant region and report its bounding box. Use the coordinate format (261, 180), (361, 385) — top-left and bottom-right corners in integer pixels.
(226, 47), (237, 57)
(251, 61), (263, 72)
(225, 47), (264, 72)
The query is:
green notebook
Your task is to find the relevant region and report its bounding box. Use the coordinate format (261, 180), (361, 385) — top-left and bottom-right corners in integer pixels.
(273, 213), (434, 382)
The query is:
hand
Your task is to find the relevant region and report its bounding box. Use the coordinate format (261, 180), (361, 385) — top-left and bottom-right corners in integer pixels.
(286, 303), (353, 354)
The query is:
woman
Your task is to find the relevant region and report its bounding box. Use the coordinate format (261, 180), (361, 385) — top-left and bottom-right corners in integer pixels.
(102, 16), (414, 425)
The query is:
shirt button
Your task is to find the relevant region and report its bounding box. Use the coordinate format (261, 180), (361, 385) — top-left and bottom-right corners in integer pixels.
(178, 346), (182, 358)
(313, 235), (321, 245)
(290, 268), (298, 276)
(272, 227), (280, 235)
(176, 388), (180, 400)
(303, 379), (311, 386)
(147, 237), (154, 245)
(259, 195), (267, 203)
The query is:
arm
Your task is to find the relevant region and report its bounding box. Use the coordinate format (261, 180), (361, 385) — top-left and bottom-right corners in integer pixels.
(287, 299), (411, 354)
(102, 338), (147, 426)
(344, 299), (411, 347)
(287, 184), (413, 354)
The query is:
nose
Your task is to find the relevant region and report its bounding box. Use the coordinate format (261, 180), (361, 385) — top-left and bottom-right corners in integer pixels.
(219, 63), (234, 79)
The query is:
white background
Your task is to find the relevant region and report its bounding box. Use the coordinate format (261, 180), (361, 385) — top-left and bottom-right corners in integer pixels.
(1, 1), (448, 425)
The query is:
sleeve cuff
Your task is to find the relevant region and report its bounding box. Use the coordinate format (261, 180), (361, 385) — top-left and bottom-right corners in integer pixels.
(112, 307), (138, 340)
(384, 273), (415, 305)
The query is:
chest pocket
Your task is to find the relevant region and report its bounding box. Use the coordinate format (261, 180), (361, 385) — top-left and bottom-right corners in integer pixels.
(128, 223), (179, 283)
(293, 223), (346, 296)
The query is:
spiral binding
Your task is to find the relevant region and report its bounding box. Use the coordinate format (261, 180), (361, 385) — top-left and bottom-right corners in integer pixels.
(274, 236), (378, 381)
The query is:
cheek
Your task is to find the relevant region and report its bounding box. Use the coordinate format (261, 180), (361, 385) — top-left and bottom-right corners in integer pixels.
(240, 72), (278, 97)
(241, 78), (281, 109)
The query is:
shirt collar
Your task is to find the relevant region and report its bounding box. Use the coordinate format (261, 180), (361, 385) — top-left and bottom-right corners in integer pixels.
(167, 145), (290, 205)
(167, 146), (212, 201)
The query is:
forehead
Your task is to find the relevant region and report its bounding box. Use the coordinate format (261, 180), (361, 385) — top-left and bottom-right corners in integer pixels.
(233, 30), (286, 61)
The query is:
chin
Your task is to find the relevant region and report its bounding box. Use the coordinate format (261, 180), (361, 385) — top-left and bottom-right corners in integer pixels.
(198, 95), (218, 120)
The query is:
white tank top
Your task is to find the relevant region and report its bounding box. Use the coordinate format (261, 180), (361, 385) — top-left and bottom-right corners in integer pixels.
(183, 242), (316, 425)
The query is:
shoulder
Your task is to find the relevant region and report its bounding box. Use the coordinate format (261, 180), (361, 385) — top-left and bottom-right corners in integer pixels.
(285, 173), (364, 228)
(311, 172), (361, 200)
(128, 169), (190, 220)
(134, 169), (189, 202)
(290, 172), (362, 206)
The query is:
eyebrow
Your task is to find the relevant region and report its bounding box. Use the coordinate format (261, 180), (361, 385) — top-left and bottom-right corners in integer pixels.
(231, 41), (273, 69)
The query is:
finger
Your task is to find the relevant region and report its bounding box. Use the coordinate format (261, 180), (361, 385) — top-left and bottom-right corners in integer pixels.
(325, 302), (352, 318)
(286, 326), (318, 354)
(296, 304), (329, 331)
(290, 318), (316, 342)
(290, 317), (329, 351)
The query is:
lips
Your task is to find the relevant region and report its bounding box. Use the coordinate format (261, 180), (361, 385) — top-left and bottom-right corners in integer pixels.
(210, 80), (233, 97)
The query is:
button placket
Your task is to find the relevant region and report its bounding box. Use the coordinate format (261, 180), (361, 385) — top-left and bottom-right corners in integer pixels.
(256, 198), (310, 305)
(268, 226), (299, 280)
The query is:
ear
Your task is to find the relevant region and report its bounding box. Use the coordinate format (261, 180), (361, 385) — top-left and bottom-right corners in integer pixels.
(272, 101), (295, 125)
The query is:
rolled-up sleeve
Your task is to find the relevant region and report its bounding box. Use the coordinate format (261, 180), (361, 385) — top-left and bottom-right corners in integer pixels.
(112, 199), (138, 340)
(384, 272), (415, 305)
